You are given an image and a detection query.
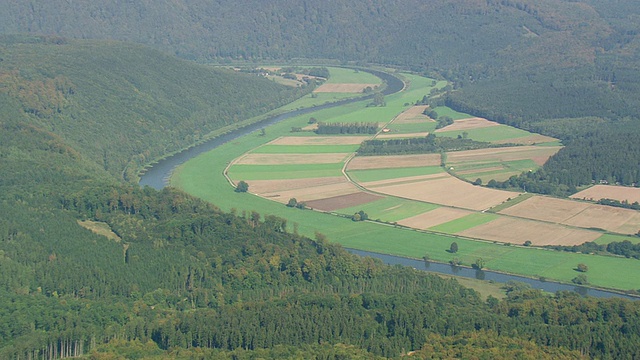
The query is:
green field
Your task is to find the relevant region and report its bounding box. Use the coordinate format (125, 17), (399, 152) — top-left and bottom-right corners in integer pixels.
(252, 144), (360, 154)
(438, 125), (533, 142)
(451, 159), (540, 183)
(228, 163), (345, 180)
(431, 106), (472, 120)
(595, 233), (640, 245)
(337, 197), (440, 222)
(429, 213), (500, 234)
(277, 92), (365, 112)
(172, 69), (640, 292)
(348, 166), (444, 183)
(385, 122), (437, 134)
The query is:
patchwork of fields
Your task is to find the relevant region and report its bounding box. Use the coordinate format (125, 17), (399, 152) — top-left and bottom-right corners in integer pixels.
(175, 67), (640, 291)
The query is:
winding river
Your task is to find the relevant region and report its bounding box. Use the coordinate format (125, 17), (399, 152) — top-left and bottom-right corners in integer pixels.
(139, 69), (637, 300)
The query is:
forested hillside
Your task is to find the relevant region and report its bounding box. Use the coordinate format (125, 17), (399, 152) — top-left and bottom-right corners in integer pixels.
(0, 35), (308, 181)
(2, 0), (640, 190)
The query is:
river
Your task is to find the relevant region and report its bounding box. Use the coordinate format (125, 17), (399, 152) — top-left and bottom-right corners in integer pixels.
(138, 68), (637, 300)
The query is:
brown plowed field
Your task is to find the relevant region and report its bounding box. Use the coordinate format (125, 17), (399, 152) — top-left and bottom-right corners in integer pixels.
(236, 153), (349, 165)
(261, 181), (360, 204)
(305, 192), (384, 211)
(347, 154), (442, 170)
(571, 185), (640, 204)
(563, 205), (640, 235)
(270, 136), (367, 145)
(458, 217), (602, 246)
(397, 208), (472, 230)
(393, 105), (433, 124)
(434, 118), (499, 132)
(314, 83), (379, 93)
(492, 134), (558, 145)
(368, 174), (519, 211)
(247, 177), (345, 194)
(446, 146), (562, 166)
(499, 195), (640, 235)
(376, 132), (432, 139)
(499, 196), (591, 223)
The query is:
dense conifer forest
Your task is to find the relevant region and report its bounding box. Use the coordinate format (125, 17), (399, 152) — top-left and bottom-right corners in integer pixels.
(2, 1), (640, 358)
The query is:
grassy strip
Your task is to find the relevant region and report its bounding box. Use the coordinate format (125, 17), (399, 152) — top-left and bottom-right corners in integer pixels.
(431, 106), (472, 120)
(595, 233), (640, 245)
(429, 213), (500, 234)
(348, 166), (444, 183)
(325, 67), (382, 84)
(252, 144), (360, 154)
(229, 163), (345, 180)
(487, 193), (535, 212)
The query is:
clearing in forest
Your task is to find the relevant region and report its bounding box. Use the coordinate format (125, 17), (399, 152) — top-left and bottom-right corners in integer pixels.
(571, 185), (640, 204)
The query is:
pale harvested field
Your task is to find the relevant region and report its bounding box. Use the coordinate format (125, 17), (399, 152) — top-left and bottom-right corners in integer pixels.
(499, 196), (591, 223)
(236, 153), (349, 165)
(447, 146), (562, 166)
(563, 205), (640, 235)
(368, 174), (520, 211)
(270, 136), (367, 146)
(571, 185), (640, 204)
(247, 177), (345, 194)
(397, 208), (473, 230)
(347, 154), (442, 171)
(393, 105), (434, 124)
(314, 83), (379, 93)
(260, 180), (361, 204)
(458, 217), (602, 246)
(492, 134), (558, 145)
(306, 192), (384, 212)
(362, 173), (449, 188)
(435, 118), (499, 132)
(376, 132), (432, 139)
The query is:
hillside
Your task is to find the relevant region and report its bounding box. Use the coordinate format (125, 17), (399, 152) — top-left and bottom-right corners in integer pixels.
(0, 35), (308, 181)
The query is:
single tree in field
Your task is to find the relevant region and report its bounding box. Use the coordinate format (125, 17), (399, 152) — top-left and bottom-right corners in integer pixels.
(235, 180), (249, 193)
(577, 263), (589, 272)
(572, 274), (588, 285)
(286, 198), (298, 207)
(474, 258), (485, 270)
(450, 242), (458, 253)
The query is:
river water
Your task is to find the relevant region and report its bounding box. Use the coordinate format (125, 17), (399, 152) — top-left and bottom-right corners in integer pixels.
(138, 68), (637, 300)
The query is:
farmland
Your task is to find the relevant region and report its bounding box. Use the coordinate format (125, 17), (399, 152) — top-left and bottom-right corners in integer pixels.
(173, 67), (640, 291)
(571, 184), (640, 204)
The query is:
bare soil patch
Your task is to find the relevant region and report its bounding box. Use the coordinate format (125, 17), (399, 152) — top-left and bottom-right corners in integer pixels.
(458, 217), (602, 246)
(393, 106), (434, 124)
(270, 136), (367, 146)
(397, 208), (473, 230)
(306, 192), (384, 212)
(434, 118), (499, 132)
(237, 153), (348, 165)
(563, 205), (640, 235)
(347, 154), (442, 171)
(571, 185), (640, 204)
(492, 134), (558, 145)
(376, 132), (432, 139)
(368, 174), (519, 211)
(247, 177), (345, 194)
(447, 146), (562, 166)
(314, 83), (379, 93)
(498, 196), (591, 223)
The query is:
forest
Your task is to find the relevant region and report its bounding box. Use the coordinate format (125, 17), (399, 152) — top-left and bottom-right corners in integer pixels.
(2, 1), (640, 358)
